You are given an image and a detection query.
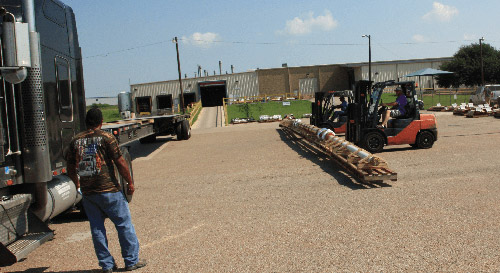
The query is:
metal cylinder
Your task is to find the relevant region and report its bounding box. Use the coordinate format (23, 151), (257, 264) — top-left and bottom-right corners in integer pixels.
(285, 119), (377, 164)
(33, 175), (81, 221)
(118, 92), (132, 112)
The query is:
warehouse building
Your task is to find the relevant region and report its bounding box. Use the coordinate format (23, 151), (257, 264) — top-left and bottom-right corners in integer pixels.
(130, 57), (451, 114)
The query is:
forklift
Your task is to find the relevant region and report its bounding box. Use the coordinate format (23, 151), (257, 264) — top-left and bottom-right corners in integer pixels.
(310, 90), (353, 134)
(346, 80), (437, 153)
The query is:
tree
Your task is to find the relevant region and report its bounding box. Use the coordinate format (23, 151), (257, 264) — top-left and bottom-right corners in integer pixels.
(436, 43), (500, 88)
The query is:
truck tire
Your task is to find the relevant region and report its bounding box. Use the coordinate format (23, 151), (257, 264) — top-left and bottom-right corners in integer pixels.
(175, 121), (183, 140)
(139, 134), (156, 144)
(362, 131), (385, 153)
(416, 131), (434, 149)
(181, 119), (191, 140)
(115, 147), (134, 203)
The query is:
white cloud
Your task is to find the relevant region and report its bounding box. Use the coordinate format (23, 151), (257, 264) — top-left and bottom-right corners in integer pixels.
(423, 2), (458, 22)
(181, 32), (220, 48)
(463, 33), (476, 41)
(412, 34), (427, 43)
(280, 10), (338, 36)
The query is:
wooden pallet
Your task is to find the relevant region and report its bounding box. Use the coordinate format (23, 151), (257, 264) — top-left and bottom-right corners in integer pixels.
(280, 120), (397, 184)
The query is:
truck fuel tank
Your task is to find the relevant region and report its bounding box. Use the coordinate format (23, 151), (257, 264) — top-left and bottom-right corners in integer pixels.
(33, 175), (81, 222)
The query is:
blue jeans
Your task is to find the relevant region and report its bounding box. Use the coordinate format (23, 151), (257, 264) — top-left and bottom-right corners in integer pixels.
(333, 110), (345, 120)
(82, 191), (140, 270)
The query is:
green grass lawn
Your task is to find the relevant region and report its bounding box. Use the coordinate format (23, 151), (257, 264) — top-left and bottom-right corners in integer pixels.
(87, 104), (120, 122)
(380, 93), (471, 108)
(227, 100), (312, 121)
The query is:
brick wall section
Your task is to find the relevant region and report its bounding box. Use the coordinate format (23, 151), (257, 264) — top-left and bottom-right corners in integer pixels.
(257, 68), (290, 95)
(257, 65), (350, 96)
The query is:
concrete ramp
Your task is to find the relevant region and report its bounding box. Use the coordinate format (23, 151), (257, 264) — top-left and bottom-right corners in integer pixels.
(192, 106), (225, 129)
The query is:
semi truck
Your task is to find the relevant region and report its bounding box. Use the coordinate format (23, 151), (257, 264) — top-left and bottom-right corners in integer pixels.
(0, 0), (191, 265)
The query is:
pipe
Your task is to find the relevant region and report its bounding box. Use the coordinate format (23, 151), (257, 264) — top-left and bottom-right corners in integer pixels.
(22, 0), (36, 32)
(285, 120), (378, 165)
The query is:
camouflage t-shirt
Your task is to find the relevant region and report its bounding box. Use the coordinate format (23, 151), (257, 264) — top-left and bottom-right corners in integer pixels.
(66, 129), (122, 195)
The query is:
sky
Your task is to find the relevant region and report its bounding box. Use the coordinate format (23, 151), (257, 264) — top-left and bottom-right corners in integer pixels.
(61, 0), (500, 98)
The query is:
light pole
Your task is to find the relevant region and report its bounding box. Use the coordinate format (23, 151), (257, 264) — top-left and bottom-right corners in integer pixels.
(479, 37), (484, 86)
(173, 37), (185, 114)
(362, 34), (371, 89)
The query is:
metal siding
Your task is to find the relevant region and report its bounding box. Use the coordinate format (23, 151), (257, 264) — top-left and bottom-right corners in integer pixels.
(85, 97), (118, 106)
(359, 60), (447, 89)
(130, 72), (258, 112)
(299, 78), (318, 96)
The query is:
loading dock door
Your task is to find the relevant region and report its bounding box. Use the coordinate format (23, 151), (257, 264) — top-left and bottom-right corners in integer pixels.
(136, 96), (152, 114)
(157, 94), (173, 110)
(199, 81), (226, 107)
(183, 93), (196, 107)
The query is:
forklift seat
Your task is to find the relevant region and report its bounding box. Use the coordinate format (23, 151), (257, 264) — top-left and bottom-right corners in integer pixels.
(388, 118), (413, 128)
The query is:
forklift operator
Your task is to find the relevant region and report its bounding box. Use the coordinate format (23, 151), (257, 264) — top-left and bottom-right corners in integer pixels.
(333, 96), (348, 121)
(378, 87), (407, 128)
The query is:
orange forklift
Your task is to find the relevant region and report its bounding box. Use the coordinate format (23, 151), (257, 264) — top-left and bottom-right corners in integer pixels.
(346, 80), (437, 153)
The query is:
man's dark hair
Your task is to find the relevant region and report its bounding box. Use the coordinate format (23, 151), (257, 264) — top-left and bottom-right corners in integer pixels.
(86, 108), (103, 128)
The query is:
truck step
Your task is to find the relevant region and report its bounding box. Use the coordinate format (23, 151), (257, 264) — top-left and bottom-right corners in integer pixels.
(0, 210), (54, 266)
(0, 231), (54, 266)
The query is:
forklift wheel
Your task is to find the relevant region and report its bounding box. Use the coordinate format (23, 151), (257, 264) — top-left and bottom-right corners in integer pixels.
(362, 131), (385, 153)
(416, 131), (434, 149)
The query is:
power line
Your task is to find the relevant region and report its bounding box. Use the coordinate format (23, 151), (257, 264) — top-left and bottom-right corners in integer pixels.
(84, 38), (498, 59)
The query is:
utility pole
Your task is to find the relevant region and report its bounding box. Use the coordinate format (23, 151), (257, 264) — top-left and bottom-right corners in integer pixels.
(362, 34), (372, 90)
(479, 37), (485, 86)
(173, 37), (185, 114)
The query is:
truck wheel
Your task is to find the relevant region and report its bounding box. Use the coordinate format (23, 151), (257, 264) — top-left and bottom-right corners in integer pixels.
(115, 147), (134, 203)
(416, 131), (434, 149)
(139, 134), (156, 144)
(175, 122), (183, 140)
(362, 131), (385, 153)
(181, 119), (191, 140)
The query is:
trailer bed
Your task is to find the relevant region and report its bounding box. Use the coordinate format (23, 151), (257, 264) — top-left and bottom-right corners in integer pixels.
(101, 114), (188, 146)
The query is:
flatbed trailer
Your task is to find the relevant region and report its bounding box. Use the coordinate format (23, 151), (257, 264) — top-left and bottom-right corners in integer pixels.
(102, 114), (191, 146)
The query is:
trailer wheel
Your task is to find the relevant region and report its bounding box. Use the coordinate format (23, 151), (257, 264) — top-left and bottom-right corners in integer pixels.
(362, 131), (385, 153)
(181, 119), (191, 140)
(115, 147), (134, 203)
(175, 122), (183, 140)
(139, 134), (156, 144)
(416, 131), (434, 149)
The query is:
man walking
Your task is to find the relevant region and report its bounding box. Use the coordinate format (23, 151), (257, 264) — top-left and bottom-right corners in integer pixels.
(66, 108), (146, 272)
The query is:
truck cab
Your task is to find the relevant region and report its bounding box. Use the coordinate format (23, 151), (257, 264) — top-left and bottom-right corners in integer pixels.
(469, 84), (500, 105)
(0, 0), (85, 265)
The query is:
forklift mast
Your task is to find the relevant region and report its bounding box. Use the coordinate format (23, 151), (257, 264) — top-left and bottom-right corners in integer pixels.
(346, 81), (370, 143)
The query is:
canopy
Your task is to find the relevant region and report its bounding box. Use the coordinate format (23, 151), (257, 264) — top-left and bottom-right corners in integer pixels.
(404, 68), (453, 77)
(403, 68), (454, 105)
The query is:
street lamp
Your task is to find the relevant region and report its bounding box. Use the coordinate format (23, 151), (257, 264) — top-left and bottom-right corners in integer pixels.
(362, 34), (371, 89)
(479, 37), (484, 86)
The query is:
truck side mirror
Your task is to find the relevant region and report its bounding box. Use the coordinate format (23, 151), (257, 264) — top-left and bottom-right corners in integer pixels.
(1, 21), (31, 84)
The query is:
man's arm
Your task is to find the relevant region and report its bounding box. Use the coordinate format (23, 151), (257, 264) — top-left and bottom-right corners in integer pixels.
(67, 162), (80, 190)
(113, 156), (135, 195)
(381, 101), (398, 107)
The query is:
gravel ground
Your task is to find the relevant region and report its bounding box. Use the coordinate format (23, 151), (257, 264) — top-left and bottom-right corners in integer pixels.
(3, 111), (500, 272)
